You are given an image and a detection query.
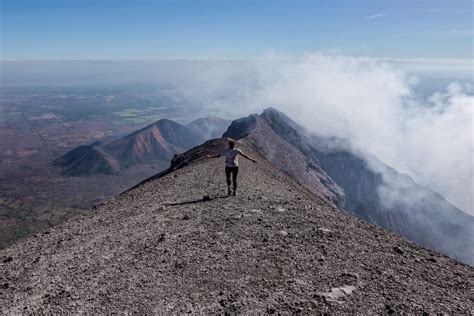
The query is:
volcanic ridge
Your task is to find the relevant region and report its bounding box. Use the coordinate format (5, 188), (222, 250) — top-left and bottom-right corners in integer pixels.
(1, 109), (473, 313)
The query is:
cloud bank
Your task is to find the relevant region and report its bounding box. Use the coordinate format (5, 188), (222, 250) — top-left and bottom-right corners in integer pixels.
(186, 54), (472, 214)
(249, 55), (473, 214)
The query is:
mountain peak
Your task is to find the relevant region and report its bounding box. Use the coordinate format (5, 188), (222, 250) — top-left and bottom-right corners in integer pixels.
(222, 114), (259, 140)
(261, 107), (294, 124)
(129, 118), (181, 137)
(262, 106), (281, 115)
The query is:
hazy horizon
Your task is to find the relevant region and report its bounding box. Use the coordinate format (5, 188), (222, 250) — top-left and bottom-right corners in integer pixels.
(1, 55), (472, 215)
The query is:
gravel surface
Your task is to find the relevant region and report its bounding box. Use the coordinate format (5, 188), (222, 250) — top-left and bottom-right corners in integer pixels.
(1, 139), (473, 313)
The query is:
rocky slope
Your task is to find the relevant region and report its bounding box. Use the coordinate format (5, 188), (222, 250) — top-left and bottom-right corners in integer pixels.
(1, 138), (473, 313)
(54, 116), (230, 175)
(224, 108), (474, 265)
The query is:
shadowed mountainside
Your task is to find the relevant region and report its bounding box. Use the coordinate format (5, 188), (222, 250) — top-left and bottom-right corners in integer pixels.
(53, 144), (121, 176)
(223, 108), (474, 265)
(1, 138), (472, 313)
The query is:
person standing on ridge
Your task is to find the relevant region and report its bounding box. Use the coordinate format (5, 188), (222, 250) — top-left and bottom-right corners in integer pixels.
(206, 138), (257, 196)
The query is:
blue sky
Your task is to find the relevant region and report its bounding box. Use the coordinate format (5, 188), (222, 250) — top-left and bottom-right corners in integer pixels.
(1, 0), (473, 60)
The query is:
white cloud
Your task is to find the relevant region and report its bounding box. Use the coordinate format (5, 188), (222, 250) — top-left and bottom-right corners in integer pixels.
(367, 13), (389, 20)
(248, 54), (473, 214)
(187, 54), (473, 214)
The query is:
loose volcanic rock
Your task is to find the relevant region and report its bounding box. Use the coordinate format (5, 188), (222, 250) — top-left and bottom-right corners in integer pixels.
(0, 139), (472, 313)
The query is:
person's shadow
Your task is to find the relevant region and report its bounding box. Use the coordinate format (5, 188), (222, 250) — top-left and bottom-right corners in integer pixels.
(164, 194), (232, 206)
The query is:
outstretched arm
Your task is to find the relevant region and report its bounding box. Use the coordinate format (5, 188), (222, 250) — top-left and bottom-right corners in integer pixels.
(240, 151), (257, 163)
(206, 153), (221, 158)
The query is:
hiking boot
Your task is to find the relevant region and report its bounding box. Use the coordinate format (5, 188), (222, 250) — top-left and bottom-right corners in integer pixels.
(228, 187), (232, 195)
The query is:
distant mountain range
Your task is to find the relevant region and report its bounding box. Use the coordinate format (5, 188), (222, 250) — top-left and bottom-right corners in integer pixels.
(53, 116), (230, 175)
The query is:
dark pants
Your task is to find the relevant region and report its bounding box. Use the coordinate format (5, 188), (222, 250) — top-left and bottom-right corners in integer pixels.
(225, 166), (239, 189)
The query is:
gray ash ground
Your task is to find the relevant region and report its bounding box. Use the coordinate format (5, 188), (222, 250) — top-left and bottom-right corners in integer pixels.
(1, 140), (473, 313)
